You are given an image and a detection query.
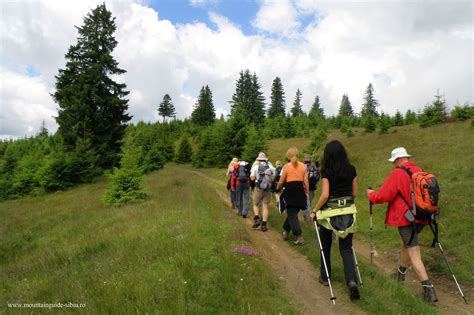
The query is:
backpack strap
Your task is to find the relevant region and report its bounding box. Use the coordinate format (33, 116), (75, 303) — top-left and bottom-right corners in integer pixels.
(397, 166), (417, 246)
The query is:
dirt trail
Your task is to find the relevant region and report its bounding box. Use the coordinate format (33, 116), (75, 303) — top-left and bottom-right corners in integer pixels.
(353, 240), (474, 314)
(195, 170), (474, 315)
(193, 171), (364, 315)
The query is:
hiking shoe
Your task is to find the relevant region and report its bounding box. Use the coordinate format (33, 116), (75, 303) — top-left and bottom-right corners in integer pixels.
(252, 216), (261, 229)
(422, 283), (438, 303)
(348, 281), (360, 301)
(242, 214), (247, 219)
(282, 230), (289, 241)
(261, 222), (268, 232)
(392, 267), (406, 283)
(319, 276), (329, 287)
(293, 236), (305, 245)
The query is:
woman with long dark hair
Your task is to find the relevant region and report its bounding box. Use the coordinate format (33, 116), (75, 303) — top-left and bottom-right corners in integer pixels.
(310, 140), (360, 300)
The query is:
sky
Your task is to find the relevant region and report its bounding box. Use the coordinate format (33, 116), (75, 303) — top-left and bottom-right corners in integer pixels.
(0, 0), (472, 139)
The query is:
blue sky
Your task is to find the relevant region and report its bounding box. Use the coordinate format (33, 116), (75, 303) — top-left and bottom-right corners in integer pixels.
(148, 0), (260, 35)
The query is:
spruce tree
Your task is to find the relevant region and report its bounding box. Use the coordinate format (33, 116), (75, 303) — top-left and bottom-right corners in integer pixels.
(291, 89), (304, 117)
(309, 96), (324, 117)
(191, 85), (215, 126)
(338, 94), (354, 118)
(267, 77), (285, 118)
(175, 136), (193, 164)
(53, 3), (131, 169)
(393, 110), (404, 126)
(361, 83), (379, 117)
(158, 94), (176, 123)
(379, 112), (391, 134)
(404, 109), (417, 125)
(230, 69), (266, 127)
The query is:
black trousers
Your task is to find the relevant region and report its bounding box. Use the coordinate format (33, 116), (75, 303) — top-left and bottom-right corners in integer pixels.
(319, 225), (356, 285)
(283, 206), (302, 236)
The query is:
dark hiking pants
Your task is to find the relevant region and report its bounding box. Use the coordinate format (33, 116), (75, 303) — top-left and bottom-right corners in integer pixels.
(319, 225), (356, 285)
(283, 206), (302, 236)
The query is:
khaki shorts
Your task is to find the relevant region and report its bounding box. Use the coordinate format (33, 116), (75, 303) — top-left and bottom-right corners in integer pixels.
(253, 188), (271, 205)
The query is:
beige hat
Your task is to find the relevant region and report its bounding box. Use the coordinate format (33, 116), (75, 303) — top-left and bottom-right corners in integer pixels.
(388, 147), (411, 163)
(256, 152), (268, 161)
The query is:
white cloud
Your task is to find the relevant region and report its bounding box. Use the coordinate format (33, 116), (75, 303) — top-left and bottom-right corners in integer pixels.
(252, 0), (301, 37)
(0, 0), (472, 138)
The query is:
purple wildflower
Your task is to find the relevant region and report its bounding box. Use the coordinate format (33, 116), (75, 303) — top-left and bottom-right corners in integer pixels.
(230, 245), (261, 257)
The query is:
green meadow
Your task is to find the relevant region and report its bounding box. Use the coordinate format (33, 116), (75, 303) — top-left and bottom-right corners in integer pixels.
(0, 166), (296, 313)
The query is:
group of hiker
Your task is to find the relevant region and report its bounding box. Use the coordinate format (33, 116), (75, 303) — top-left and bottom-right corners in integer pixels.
(226, 142), (441, 303)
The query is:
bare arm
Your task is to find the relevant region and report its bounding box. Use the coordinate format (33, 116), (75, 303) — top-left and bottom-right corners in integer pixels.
(352, 176), (358, 197)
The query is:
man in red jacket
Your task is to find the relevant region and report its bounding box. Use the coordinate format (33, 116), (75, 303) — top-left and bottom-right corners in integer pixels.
(367, 147), (438, 303)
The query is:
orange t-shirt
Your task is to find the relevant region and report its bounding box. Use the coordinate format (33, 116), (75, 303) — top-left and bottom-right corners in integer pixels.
(285, 161), (306, 182)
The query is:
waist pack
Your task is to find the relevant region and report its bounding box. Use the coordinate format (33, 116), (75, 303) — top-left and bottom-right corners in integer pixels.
(317, 197), (357, 239)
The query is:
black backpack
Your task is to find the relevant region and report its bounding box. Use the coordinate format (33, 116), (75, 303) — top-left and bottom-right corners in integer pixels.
(237, 162), (250, 183)
(307, 163), (320, 190)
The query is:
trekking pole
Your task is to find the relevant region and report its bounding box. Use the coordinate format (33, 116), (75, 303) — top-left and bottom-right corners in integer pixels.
(368, 187), (375, 278)
(352, 246), (364, 288)
(313, 219), (336, 305)
(428, 221), (468, 304)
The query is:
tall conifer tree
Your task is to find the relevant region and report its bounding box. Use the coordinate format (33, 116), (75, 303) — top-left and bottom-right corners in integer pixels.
(267, 77), (286, 118)
(158, 94), (176, 123)
(361, 83), (379, 117)
(230, 69), (266, 127)
(338, 94), (354, 118)
(192, 85), (216, 126)
(53, 3), (131, 168)
(291, 89), (304, 117)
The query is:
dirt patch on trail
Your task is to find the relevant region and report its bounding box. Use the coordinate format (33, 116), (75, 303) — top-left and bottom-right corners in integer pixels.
(353, 240), (474, 314)
(193, 171), (364, 315)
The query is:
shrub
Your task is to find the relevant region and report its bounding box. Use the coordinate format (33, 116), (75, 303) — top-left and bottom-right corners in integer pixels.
(175, 137), (193, 164)
(103, 168), (147, 206)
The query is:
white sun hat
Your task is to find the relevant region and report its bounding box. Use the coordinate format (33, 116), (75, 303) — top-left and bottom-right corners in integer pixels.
(388, 147), (411, 163)
(256, 152), (268, 161)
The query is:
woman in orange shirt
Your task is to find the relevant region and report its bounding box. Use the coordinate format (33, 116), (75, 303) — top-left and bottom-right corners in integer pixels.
(276, 147), (309, 245)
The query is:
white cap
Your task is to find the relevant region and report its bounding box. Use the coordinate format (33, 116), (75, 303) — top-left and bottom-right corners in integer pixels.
(388, 147), (411, 163)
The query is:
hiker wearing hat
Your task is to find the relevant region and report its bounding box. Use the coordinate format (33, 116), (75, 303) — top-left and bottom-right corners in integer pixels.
(367, 147), (438, 303)
(276, 147), (309, 245)
(304, 154), (320, 221)
(250, 152), (275, 232)
(226, 157), (239, 209)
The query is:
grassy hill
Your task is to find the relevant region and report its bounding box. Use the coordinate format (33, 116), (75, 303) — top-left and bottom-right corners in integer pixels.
(0, 166), (296, 313)
(267, 120), (474, 286)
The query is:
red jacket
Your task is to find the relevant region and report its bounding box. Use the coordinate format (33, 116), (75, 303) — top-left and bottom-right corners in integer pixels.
(368, 161), (427, 227)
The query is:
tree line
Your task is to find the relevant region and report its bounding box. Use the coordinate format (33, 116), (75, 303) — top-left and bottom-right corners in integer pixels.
(0, 3), (472, 204)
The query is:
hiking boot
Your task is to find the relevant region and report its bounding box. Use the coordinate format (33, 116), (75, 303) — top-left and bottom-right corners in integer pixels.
(293, 236), (305, 245)
(261, 221), (268, 232)
(422, 282), (438, 303)
(282, 230), (289, 241)
(242, 214), (247, 219)
(319, 276), (329, 287)
(348, 281), (360, 301)
(392, 267), (406, 283)
(252, 215), (261, 229)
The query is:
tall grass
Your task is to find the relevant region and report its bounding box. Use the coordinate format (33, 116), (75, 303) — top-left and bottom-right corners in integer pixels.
(0, 166), (296, 313)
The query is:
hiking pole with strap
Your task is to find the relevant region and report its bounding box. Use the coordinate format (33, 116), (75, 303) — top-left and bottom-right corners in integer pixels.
(368, 187), (375, 277)
(352, 246), (364, 288)
(313, 218), (336, 305)
(428, 216), (468, 304)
